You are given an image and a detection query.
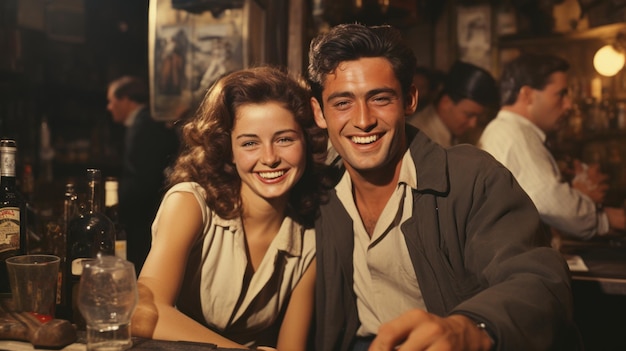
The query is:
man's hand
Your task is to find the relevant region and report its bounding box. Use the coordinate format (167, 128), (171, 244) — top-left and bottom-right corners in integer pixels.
(368, 310), (493, 351)
(571, 161), (608, 204)
(605, 206), (626, 231)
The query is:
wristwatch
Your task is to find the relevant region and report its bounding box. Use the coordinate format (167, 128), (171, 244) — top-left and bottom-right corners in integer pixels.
(475, 322), (496, 350)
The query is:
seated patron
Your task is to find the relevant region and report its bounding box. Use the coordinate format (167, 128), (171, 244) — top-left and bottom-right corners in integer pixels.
(479, 53), (626, 240)
(308, 23), (579, 351)
(131, 66), (331, 350)
(407, 60), (498, 147)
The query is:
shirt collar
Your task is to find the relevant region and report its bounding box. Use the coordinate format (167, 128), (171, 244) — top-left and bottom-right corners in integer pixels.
(215, 213), (305, 257)
(125, 105), (145, 127)
(431, 105), (454, 147)
(497, 109), (547, 143)
(335, 142), (418, 205)
(399, 150), (417, 190)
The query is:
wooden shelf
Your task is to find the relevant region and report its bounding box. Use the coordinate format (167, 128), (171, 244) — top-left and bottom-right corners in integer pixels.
(498, 22), (626, 48)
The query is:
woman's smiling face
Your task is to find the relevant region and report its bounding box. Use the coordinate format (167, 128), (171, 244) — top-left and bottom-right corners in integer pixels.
(231, 102), (306, 203)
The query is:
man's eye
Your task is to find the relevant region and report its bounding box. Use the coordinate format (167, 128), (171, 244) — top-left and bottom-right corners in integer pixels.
(333, 100), (350, 109)
(372, 96), (392, 105)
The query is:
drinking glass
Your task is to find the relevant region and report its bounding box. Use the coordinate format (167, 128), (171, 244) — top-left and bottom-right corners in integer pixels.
(6, 254), (60, 316)
(77, 255), (137, 351)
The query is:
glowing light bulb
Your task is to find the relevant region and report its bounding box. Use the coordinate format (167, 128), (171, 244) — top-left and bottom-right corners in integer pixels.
(593, 44), (625, 77)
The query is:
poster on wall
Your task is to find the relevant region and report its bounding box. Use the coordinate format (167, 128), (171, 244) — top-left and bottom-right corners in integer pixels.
(149, 0), (266, 121)
(456, 5), (492, 72)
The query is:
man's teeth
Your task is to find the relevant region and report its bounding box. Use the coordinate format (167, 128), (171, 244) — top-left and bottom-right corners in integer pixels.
(259, 170), (285, 179)
(351, 135), (378, 144)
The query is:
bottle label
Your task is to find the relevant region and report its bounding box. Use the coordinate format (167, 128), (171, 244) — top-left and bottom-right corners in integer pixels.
(115, 240), (127, 260)
(71, 258), (92, 276)
(0, 150), (15, 177)
(0, 207), (20, 254)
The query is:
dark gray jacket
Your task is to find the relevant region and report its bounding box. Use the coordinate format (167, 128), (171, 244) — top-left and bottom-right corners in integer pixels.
(314, 126), (578, 351)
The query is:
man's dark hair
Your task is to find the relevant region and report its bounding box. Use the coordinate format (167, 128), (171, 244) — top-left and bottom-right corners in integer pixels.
(442, 60), (498, 107)
(307, 23), (416, 104)
(500, 53), (570, 106)
(110, 76), (149, 104)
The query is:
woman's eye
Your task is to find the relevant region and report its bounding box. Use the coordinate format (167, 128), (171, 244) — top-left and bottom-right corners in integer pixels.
(277, 137), (296, 144)
(241, 141), (257, 147)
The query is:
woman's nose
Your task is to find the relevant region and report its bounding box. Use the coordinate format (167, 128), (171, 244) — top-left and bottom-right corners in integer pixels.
(261, 146), (280, 167)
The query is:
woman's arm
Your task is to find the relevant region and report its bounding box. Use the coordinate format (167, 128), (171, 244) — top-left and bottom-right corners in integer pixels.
(131, 191), (247, 349)
(275, 259), (316, 351)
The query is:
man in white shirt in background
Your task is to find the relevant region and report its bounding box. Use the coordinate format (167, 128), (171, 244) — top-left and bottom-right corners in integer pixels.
(407, 60), (498, 147)
(479, 53), (625, 240)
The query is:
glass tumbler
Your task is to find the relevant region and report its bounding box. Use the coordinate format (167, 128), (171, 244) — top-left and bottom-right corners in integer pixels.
(77, 255), (137, 351)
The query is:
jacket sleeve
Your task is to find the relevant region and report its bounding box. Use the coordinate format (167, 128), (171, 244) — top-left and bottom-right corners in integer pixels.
(447, 148), (579, 351)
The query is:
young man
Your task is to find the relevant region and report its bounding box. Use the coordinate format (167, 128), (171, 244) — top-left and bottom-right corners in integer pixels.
(406, 60), (498, 147)
(308, 23), (579, 351)
(479, 53), (625, 240)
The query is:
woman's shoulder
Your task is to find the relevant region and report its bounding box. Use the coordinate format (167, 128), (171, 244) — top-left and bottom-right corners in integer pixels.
(167, 181), (206, 196)
(161, 182), (213, 221)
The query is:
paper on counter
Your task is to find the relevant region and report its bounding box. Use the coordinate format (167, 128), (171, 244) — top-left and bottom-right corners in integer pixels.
(564, 254), (589, 272)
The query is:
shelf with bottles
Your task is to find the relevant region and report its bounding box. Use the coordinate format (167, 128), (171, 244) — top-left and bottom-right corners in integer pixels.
(498, 22), (626, 48)
(556, 95), (626, 141)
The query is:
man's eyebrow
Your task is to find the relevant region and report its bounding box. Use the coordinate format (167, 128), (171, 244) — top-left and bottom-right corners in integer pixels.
(365, 88), (398, 99)
(326, 88), (398, 102)
(326, 91), (355, 102)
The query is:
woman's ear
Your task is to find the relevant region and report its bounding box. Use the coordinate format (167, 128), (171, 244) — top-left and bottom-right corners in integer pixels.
(311, 97), (327, 129)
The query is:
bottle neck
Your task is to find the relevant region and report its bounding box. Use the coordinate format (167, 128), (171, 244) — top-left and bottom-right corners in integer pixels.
(105, 180), (119, 207)
(0, 146), (17, 189)
(1, 146), (17, 177)
(88, 181), (104, 213)
(86, 170), (105, 214)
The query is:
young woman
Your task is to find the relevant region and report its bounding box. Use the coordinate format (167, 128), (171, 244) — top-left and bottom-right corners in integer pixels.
(131, 66), (330, 350)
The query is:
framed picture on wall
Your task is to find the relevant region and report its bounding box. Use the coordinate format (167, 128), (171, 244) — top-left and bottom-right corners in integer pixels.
(148, 0), (267, 121)
(456, 4), (492, 72)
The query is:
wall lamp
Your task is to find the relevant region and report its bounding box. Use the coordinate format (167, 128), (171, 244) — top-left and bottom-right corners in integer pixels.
(593, 32), (626, 77)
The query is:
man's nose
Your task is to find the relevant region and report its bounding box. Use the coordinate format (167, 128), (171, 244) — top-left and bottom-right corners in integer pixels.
(352, 102), (377, 131)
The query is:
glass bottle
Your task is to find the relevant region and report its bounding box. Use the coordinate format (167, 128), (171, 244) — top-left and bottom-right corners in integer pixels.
(52, 182), (78, 320)
(66, 169), (115, 325)
(0, 139), (28, 294)
(105, 177), (127, 260)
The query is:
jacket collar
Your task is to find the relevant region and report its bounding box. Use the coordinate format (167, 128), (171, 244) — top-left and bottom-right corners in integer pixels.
(406, 124), (449, 195)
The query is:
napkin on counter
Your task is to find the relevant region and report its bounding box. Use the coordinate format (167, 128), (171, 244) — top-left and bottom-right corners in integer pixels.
(564, 254), (589, 272)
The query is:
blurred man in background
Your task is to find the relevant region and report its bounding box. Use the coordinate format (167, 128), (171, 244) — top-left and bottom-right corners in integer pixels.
(407, 60), (498, 147)
(107, 76), (180, 272)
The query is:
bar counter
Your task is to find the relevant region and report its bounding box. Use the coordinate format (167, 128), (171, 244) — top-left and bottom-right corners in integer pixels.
(560, 232), (626, 295)
(559, 231), (626, 350)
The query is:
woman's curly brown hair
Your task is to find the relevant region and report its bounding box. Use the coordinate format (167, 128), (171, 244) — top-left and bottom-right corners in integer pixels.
(168, 66), (331, 227)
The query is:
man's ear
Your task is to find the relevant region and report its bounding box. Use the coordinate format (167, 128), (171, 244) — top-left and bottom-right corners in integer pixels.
(519, 86), (534, 104)
(311, 97), (327, 129)
(405, 85), (418, 115)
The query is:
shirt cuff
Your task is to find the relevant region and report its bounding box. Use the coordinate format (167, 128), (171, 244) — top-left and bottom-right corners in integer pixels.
(597, 209), (610, 236)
